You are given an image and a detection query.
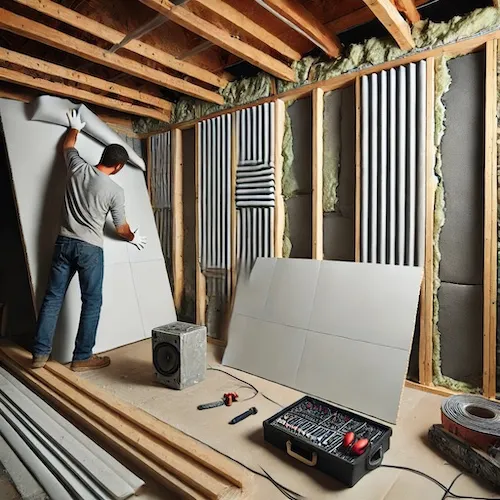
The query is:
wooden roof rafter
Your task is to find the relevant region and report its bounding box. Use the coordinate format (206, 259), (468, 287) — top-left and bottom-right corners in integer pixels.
(362, 0), (415, 50)
(252, 0), (342, 58)
(139, 0), (297, 82)
(12, 0), (228, 88)
(0, 46), (172, 116)
(0, 8), (225, 104)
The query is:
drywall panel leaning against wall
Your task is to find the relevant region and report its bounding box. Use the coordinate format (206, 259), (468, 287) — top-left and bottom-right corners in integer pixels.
(0, 97), (176, 363)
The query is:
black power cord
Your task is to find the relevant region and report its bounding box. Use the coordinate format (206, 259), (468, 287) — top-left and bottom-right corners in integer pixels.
(207, 367), (500, 500)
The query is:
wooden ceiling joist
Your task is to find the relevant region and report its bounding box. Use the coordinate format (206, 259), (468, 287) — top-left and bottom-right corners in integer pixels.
(362, 0), (415, 50)
(192, 0), (301, 61)
(0, 9), (224, 104)
(0, 66), (171, 121)
(13, 0), (227, 89)
(394, 0), (421, 24)
(0, 47), (172, 112)
(254, 0), (342, 58)
(139, 0), (297, 82)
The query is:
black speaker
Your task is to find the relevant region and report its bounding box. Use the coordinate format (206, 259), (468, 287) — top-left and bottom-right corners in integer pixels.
(152, 321), (206, 390)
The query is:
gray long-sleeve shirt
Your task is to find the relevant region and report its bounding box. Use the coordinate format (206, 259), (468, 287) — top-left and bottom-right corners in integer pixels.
(59, 148), (126, 248)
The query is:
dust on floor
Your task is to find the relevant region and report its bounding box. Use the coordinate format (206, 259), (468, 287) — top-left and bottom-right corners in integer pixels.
(79, 340), (499, 500)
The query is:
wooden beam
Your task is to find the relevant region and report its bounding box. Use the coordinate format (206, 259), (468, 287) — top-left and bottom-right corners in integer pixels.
(312, 88), (323, 260)
(194, 124), (207, 325)
(13, 0), (227, 88)
(419, 57), (435, 386)
(0, 344), (250, 498)
(483, 39), (498, 398)
(0, 66), (171, 121)
(274, 99), (286, 257)
(171, 129), (184, 313)
(362, 0), (414, 50)
(0, 47), (172, 113)
(405, 380), (461, 398)
(0, 9), (224, 104)
(394, 0), (420, 24)
(139, 0), (296, 82)
(257, 0), (341, 58)
(193, 0), (301, 61)
(355, 76), (361, 262)
(169, 28), (500, 131)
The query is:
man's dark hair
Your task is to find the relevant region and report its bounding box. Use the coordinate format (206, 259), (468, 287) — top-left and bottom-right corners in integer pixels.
(100, 144), (129, 167)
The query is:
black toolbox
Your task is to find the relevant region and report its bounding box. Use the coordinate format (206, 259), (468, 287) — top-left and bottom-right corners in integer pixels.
(263, 396), (392, 487)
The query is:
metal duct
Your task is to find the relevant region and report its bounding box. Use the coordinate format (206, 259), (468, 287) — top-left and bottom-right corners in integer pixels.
(360, 61), (427, 266)
(235, 102), (275, 270)
(149, 132), (171, 267)
(198, 114), (232, 272)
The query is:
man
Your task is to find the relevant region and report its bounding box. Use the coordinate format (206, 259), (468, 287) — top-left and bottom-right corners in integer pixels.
(32, 108), (147, 371)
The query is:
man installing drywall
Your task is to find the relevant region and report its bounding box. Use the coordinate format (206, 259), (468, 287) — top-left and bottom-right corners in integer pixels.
(31, 108), (147, 371)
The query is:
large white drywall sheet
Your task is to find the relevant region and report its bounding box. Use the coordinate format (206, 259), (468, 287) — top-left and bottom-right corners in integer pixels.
(223, 258), (423, 424)
(0, 98), (176, 362)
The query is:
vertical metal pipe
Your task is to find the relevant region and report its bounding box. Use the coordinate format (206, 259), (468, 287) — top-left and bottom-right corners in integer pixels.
(197, 123), (203, 269)
(269, 101), (276, 166)
(361, 76), (369, 263)
(407, 63), (417, 267)
(416, 60), (427, 267)
(227, 114), (232, 270)
(397, 66), (407, 266)
(388, 68), (397, 265)
(215, 116), (221, 269)
(252, 106), (258, 161)
(379, 70), (388, 264)
(264, 103), (270, 165)
(369, 73), (379, 264)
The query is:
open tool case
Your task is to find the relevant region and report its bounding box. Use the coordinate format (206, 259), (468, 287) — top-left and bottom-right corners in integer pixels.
(263, 396), (392, 487)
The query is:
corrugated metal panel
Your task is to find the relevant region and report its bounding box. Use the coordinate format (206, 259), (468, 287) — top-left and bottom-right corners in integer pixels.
(360, 61), (427, 266)
(235, 102), (276, 270)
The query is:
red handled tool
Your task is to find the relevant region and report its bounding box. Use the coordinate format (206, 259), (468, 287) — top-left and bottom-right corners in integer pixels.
(197, 392), (239, 410)
(343, 432), (369, 456)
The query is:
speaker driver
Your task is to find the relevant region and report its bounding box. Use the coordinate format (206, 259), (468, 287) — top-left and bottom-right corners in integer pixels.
(153, 343), (180, 376)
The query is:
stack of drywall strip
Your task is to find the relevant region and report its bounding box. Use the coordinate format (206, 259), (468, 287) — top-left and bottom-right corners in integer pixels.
(235, 103), (275, 269)
(0, 343), (251, 500)
(360, 61), (427, 266)
(0, 366), (144, 500)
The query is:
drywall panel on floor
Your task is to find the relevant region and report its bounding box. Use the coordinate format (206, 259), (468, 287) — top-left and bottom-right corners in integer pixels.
(438, 282), (483, 385)
(440, 53), (484, 285)
(0, 98), (176, 363)
(223, 258), (423, 423)
(296, 332), (409, 423)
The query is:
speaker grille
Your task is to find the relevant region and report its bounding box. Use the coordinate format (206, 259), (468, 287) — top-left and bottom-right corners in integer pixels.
(153, 343), (180, 376)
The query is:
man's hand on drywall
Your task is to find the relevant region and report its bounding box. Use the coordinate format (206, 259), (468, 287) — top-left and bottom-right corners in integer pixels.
(129, 227), (147, 250)
(67, 108), (86, 131)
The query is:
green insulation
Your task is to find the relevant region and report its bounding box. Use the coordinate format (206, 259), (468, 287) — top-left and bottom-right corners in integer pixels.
(281, 105), (296, 256)
(281, 107), (298, 200)
(171, 73), (272, 124)
(133, 7), (500, 134)
(322, 91), (340, 213)
(431, 57), (478, 393)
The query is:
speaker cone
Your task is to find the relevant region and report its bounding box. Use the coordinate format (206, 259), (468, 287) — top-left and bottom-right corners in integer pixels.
(154, 343), (180, 376)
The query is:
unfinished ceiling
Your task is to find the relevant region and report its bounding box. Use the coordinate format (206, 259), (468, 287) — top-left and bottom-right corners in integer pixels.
(0, 0), (491, 123)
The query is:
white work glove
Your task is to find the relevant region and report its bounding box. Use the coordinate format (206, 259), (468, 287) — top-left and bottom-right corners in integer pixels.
(66, 108), (86, 131)
(130, 227), (147, 250)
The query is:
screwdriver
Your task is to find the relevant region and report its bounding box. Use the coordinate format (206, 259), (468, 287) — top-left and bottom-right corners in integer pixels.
(229, 407), (258, 425)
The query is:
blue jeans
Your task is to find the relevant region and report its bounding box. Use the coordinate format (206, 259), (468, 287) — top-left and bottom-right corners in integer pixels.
(33, 236), (104, 361)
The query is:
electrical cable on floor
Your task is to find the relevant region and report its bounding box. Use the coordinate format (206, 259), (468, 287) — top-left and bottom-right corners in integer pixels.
(207, 366), (284, 407)
(381, 465), (500, 500)
(207, 367), (499, 500)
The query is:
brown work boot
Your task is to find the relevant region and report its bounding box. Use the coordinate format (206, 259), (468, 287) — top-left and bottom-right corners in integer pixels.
(32, 354), (49, 369)
(70, 355), (110, 372)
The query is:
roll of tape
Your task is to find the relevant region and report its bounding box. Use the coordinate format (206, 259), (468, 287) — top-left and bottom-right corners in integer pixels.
(441, 395), (500, 451)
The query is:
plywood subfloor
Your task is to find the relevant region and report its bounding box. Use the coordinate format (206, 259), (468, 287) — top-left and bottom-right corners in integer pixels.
(79, 340), (499, 500)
